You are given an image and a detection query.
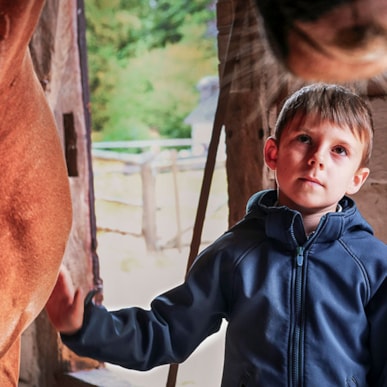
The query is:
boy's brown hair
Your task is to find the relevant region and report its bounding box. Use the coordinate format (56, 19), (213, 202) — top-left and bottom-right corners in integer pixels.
(274, 83), (374, 166)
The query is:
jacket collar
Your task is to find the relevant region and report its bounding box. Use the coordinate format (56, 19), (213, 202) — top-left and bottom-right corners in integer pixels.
(244, 190), (372, 249)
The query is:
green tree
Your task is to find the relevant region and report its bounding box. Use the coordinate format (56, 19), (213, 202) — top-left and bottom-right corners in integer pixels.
(103, 31), (217, 141)
(85, 0), (217, 140)
(145, 0), (215, 48)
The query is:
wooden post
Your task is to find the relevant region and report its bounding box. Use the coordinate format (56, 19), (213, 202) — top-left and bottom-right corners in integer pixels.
(141, 156), (159, 252)
(171, 150), (182, 252)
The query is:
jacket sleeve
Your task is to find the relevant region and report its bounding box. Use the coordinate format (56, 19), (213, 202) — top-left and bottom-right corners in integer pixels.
(367, 276), (387, 386)
(61, 242), (233, 370)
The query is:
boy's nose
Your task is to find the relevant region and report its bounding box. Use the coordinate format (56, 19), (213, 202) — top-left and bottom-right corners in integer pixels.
(308, 150), (325, 168)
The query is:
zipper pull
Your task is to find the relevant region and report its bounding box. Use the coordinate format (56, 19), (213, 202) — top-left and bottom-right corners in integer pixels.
(296, 246), (304, 267)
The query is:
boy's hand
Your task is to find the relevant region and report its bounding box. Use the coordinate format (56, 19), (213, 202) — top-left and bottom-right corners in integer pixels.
(45, 266), (85, 335)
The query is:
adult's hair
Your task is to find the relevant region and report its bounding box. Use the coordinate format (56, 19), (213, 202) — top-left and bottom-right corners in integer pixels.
(274, 83), (374, 166)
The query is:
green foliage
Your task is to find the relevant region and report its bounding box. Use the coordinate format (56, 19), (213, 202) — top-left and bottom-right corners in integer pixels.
(145, 0), (215, 48)
(85, 0), (217, 141)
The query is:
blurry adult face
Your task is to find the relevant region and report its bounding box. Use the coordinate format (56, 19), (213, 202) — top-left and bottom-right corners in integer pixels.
(255, 0), (387, 81)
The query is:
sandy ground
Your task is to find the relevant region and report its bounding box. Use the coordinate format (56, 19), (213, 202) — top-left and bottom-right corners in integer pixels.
(92, 156), (229, 386)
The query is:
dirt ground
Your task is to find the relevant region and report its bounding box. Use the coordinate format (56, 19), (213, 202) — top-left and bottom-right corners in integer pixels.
(92, 156), (229, 386)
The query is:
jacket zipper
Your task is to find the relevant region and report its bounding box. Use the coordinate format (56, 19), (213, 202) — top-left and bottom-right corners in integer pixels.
(291, 246), (305, 387)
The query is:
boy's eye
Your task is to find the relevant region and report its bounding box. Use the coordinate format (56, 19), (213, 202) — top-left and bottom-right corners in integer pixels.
(297, 134), (311, 143)
(332, 145), (347, 155)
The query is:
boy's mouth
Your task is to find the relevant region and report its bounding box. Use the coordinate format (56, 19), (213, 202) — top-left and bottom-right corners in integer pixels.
(299, 176), (324, 187)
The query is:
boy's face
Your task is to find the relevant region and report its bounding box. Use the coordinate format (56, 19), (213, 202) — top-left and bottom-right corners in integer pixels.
(264, 115), (370, 215)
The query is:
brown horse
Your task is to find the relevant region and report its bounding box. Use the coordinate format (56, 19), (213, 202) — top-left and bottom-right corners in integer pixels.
(0, 1), (72, 385)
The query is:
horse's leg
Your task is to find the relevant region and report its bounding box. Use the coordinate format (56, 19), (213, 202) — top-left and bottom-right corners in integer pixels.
(0, 339), (20, 387)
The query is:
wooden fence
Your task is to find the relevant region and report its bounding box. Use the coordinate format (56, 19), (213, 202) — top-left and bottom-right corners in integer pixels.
(92, 139), (224, 252)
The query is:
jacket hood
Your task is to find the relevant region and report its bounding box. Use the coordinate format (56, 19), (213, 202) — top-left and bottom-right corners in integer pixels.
(245, 189), (374, 249)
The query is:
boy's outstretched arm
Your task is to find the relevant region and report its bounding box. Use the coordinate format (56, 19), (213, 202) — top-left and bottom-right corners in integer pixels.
(45, 266), (85, 335)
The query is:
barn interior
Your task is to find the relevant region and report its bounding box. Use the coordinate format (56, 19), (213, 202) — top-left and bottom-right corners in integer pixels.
(19, 0), (387, 386)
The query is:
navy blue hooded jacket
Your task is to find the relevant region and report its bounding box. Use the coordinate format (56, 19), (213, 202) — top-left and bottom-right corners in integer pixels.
(62, 190), (387, 386)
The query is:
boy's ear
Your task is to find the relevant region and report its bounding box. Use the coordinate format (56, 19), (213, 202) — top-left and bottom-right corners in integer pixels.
(264, 136), (279, 171)
(346, 167), (370, 195)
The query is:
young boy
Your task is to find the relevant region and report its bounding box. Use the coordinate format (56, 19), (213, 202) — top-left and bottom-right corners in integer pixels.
(46, 83), (387, 386)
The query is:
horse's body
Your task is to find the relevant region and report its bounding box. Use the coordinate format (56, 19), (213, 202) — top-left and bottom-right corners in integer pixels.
(0, 1), (72, 385)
